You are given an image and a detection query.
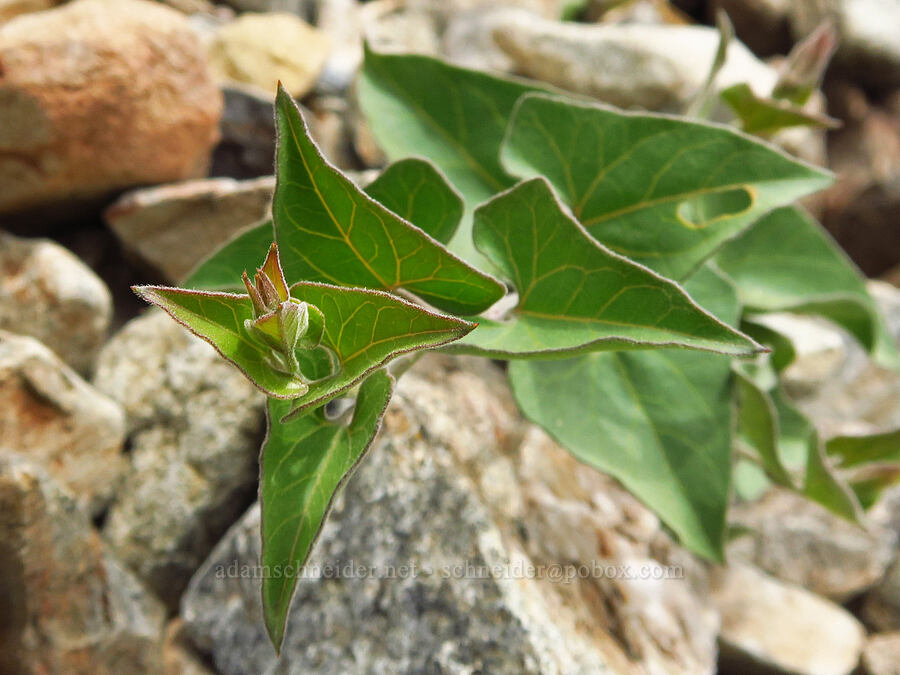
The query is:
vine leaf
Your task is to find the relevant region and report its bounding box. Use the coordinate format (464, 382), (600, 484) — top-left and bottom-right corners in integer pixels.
(501, 93), (833, 280)
(508, 265), (740, 560)
(451, 178), (762, 358)
(274, 85), (504, 317)
(133, 282), (473, 409)
(358, 45), (547, 264)
(721, 83), (839, 135)
(716, 206), (900, 369)
(363, 158), (463, 244)
(260, 369), (394, 652)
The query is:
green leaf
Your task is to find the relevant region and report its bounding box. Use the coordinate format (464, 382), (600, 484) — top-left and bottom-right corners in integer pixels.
(721, 83), (839, 135)
(501, 93), (833, 280)
(133, 282), (473, 408)
(185, 219), (275, 290)
(363, 158), (463, 244)
(740, 318), (797, 372)
(358, 45), (547, 263)
(450, 179), (761, 358)
(716, 206), (900, 369)
(261, 369), (394, 652)
(509, 265), (740, 560)
(273, 85), (505, 317)
(826, 429), (900, 509)
(685, 8), (734, 119)
(772, 20), (838, 106)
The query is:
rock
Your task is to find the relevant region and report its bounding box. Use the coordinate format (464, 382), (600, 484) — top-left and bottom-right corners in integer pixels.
(104, 177), (275, 283)
(0, 0), (223, 217)
(212, 83), (278, 179)
(163, 619), (215, 675)
(93, 310), (265, 610)
(0, 331), (127, 516)
(862, 560), (900, 632)
(819, 84), (900, 278)
(315, 0), (365, 94)
(863, 632), (900, 675)
(728, 489), (897, 601)
(0, 452), (166, 674)
(0, 231), (112, 373)
(713, 563), (866, 675)
(207, 12), (331, 97)
(0, 0), (60, 23)
(492, 12), (777, 112)
(181, 355), (718, 674)
(222, 0), (315, 20)
(789, 0), (900, 91)
(710, 0), (792, 56)
(442, 6), (519, 73)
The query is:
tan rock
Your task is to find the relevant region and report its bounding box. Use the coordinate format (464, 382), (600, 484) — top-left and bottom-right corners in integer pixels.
(0, 231), (112, 373)
(0, 0), (60, 23)
(863, 632), (900, 675)
(104, 176), (275, 282)
(0, 452), (166, 674)
(0, 0), (222, 216)
(208, 12), (330, 97)
(0, 331), (127, 516)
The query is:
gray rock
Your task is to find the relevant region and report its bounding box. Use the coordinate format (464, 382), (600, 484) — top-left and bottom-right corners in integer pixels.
(0, 231), (112, 374)
(0, 452), (165, 674)
(0, 331), (126, 516)
(789, 0), (900, 90)
(104, 176), (275, 283)
(713, 563), (866, 675)
(94, 310), (265, 610)
(181, 355), (718, 674)
(728, 489), (897, 601)
(491, 12), (777, 112)
(862, 632), (900, 675)
(862, 560), (900, 632)
(213, 83), (278, 179)
(221, 0), (315, 21)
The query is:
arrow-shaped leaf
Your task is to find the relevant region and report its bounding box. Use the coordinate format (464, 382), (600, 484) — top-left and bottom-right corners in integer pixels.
(133, 283), (473, 408)
(363, 158), (463, 245)
(508, 265), (740, 559)
(452, 178), (761, 358)
(358, 45), (547, 264)
(716, 206), (900, 369)
(185, 219), (275, 290)
(274, 85), (504, 317)
(501, 93), (833, 280)
(260, 369), (394, 652)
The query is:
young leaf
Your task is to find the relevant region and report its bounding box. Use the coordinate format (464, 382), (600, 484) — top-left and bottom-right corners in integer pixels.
(186, 219), (275, 290)
(721, 83), (839, 135)
(716, 206), (900, 369)
(508, 265), (740, 560)
(685, 8), (734, 119)
(501, 93), (833, 280)
(261, 369), (394, 652)
(358, 45), (547, 263)
(273, 85), (505, 316)
(826, 429), (900, 509)
(451, 178), (761, 358)
(363, 158), (464, 244)
(134, 282), (473, 408)
(772, 20), (838, 105)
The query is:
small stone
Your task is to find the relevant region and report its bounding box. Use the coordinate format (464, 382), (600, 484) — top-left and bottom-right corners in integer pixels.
(0, 331), (126, 516)
(208, 11), (331, 97)
(729, 489), (897, 601)
(94, 310), (265, 610)
(713, 563), (866, 675)
(862, 632), (900, 675)
(104, 177), (275, 283)
(0, 452), (165, 674)
(0, 0), (223, 216)
(0, 231), (112, 373)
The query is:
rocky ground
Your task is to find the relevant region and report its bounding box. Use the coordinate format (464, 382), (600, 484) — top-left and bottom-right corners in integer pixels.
(1, 0), (899, 673)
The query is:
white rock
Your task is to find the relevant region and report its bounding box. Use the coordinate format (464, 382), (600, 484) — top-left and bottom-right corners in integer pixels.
(862, 632), (900, 675)
(0, 231), (112, 373)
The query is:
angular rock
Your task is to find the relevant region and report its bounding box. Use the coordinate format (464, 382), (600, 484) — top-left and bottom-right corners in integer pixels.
(728, 489), (897, 601)
(181, 355), (718, 674)
(94, 310), (265, 610)
(862, 632), (900, 675)
(492, 11), (777, 112)
(0, 331), (126, 516)
(0, 452), (166, 674)
(789, 0), (900, 90)
(0, 231), (112, 373)
(208, 11), (331, 97)
(0, 0), (222, 216)
(104, 176), (275, 283)
(713, 563), (866, 675)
